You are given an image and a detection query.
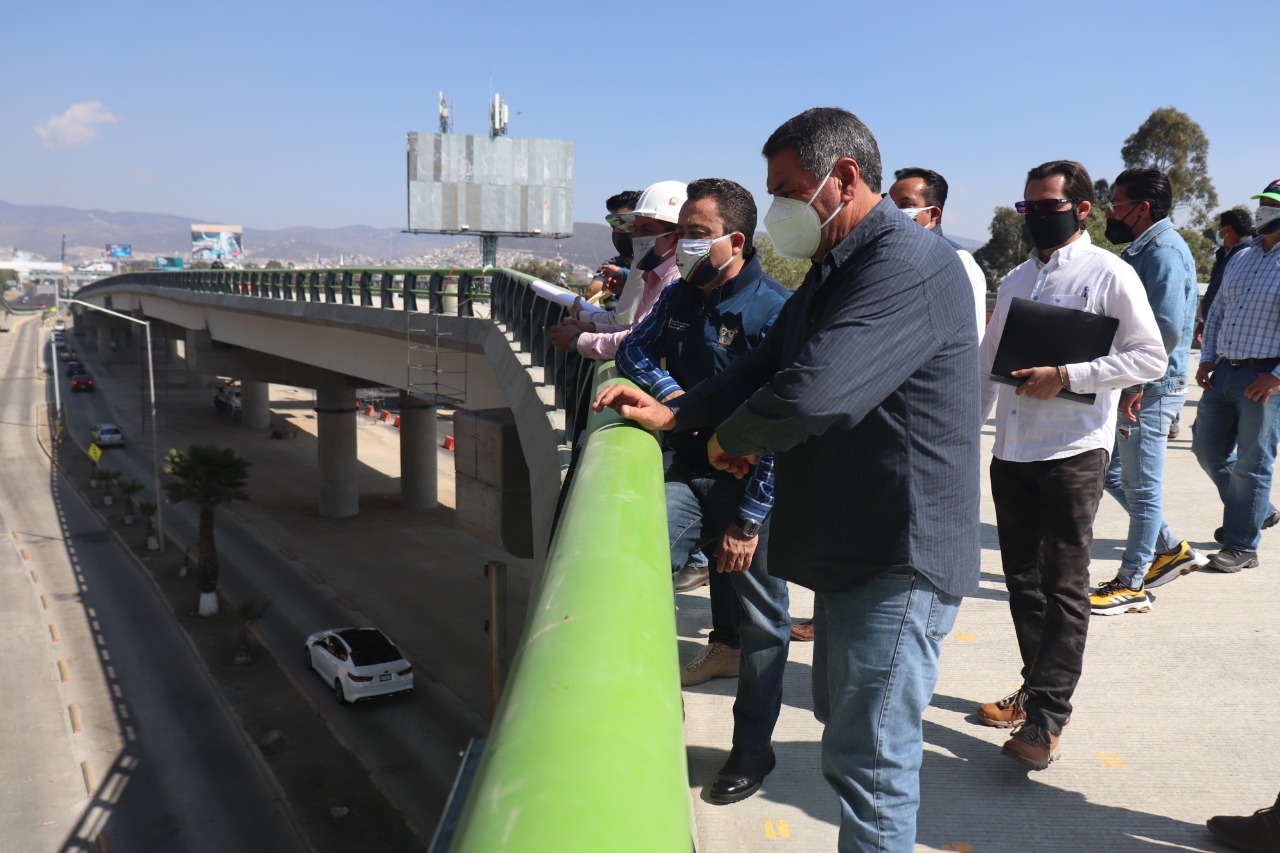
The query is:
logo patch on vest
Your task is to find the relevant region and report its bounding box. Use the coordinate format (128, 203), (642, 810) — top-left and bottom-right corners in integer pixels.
(716, 325), (740, 347)
(667, 318), (690, 331)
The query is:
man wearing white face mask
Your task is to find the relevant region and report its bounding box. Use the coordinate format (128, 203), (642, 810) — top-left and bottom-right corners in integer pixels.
(888, 167), (988, 337)
(549, 180), (686, 360)
(594, 107), (981, 852)
(616, 178), (793, 805)
(1193, 179), (1280, 572)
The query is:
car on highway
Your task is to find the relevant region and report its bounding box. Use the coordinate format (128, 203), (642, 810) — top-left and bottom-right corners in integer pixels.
(304, 627), (414, 704)
(70, 374), (95, 393)
(65, 360), (83, 376)
(90, 423), (124, 448)
(53, 319), (65, 331)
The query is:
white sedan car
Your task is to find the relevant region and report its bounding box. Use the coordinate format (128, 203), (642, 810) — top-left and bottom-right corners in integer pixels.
(304, 627), (414, 704)
(90, 423), (125, 448)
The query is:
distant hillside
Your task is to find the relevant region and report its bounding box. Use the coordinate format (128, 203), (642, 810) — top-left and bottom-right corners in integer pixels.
(0, 199), (617, 267)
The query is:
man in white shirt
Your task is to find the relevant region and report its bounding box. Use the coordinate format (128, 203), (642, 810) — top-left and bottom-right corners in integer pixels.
(888, 167), (988, 337)
(975, 160), (1165, 770)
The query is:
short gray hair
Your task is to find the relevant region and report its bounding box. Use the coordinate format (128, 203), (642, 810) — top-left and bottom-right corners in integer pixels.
(762, 107), (882, 193)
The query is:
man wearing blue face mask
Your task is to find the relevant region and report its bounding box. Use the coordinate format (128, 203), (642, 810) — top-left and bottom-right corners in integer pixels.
(1193, 179), (1280, 572)
(616, 178), (793, 805)
(596, 107), (981, 852)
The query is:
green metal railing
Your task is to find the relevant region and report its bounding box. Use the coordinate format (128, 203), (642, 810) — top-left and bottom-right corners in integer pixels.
(447, 365), (689, 852)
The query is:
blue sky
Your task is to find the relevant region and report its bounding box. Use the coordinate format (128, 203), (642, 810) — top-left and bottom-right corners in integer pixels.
(3, 0), (1275, 243)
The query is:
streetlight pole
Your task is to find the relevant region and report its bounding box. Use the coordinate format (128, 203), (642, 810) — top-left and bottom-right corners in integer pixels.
(63, 298), (164, 552)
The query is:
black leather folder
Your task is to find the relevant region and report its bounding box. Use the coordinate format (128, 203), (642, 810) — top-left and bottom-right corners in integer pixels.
(990, 297), (1119, 404)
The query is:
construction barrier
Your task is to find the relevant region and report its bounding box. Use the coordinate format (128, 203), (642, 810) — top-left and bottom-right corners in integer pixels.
(443, 435), (455, 451)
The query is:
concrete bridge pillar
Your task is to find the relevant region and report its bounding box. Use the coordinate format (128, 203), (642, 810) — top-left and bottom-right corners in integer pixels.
(399, 392), (438, 510)
(183, 329), (211, 388)
(241, 380), (271, 430)
(316, 385), (358, 518)
(96, 325), (114, 362)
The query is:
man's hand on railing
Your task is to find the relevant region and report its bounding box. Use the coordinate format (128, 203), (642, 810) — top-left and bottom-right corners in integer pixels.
(593, 384), (675, 431)
(550, 318), (594, 352)
(707, 434), (757, 479)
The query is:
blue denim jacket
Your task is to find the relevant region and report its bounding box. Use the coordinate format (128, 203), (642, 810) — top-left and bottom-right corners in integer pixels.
(1121, 218), (1196, 396)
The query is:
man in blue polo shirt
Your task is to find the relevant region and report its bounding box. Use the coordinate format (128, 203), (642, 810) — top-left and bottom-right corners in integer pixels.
(616, 177), (792, 805)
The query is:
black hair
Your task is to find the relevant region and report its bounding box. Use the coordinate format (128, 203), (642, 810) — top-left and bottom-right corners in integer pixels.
(606, 190), (641, 213)
(762, 107), (883, 193)
(893, 167), (949, 209)
(1024, 160), (1096, 205)
(1219, 208), (1255, 238)
(1112, 167), (1173, 222)
(686, 178), (757, 252)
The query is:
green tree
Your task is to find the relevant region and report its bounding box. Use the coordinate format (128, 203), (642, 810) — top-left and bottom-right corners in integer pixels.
(117, 478), (144, 524)
(137, 500), (159, 550)
(1121, 107), (1218, 226)
(972, 206), (1029, 288)
(218, 598), (271, 665)
(754, 235), (811, 290)
(164, 445), (252, 616)
(510, 258), (570, 283)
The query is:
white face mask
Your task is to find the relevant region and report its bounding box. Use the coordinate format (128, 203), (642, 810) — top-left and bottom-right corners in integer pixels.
(1255, 205), (1280, 231)
(763, 168), (846, 259)
(898, 206), (932, 225)
(630, 234), (658, 269)
(675, 234), (733, 283)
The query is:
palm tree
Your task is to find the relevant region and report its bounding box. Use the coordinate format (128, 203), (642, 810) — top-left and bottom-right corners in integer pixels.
(118, 478), (144, 524)
(217, 599), (271, 665)
(164, 445), (252, 616)
(137, 501), (159, 550)
(100, 469), (120, 507)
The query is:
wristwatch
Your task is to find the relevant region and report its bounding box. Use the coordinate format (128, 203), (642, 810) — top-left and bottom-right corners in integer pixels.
(735, 518), (762, 538)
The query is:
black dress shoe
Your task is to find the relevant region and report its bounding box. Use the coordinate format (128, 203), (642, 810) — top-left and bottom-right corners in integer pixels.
(673, 563), (710, 593)
(708, 746), (775, 804)
(1214, 509), (1280, 544)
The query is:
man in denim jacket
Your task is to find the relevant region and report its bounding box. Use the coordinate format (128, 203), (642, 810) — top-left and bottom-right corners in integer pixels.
(1090, 167), (1206, 615)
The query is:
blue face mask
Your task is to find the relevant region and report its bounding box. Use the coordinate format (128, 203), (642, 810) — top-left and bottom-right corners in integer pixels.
(675, 234), (734, 287)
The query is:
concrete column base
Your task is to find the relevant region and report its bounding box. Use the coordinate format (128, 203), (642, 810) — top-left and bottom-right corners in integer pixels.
(241, 380), (271, 430)
(316, 386), (358, 518)
(400, 392), (438, 509)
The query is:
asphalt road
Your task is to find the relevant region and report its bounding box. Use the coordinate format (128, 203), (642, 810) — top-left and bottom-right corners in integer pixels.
(0, 316), (305, 853)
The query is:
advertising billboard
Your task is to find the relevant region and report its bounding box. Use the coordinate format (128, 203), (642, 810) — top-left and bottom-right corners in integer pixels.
(106, 244), (133, 258)
(154, 256), (185, 270)
(191, 224), (243, 261)
(406, 133), (574, 237)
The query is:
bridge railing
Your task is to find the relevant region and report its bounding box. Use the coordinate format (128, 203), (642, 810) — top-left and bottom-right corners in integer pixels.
(443, 363), (687, 852)
(76, 267), (599, 439)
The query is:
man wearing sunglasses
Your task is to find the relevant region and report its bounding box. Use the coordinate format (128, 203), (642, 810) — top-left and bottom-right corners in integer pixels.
(616, 177), (792, 805)
(888, 167), (988, 337)
(1088, 167), (1206, 617)
(977, 161), (1165, 769)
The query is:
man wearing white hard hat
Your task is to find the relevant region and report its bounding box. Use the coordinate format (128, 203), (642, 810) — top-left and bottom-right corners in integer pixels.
(549, 180), (686, 360)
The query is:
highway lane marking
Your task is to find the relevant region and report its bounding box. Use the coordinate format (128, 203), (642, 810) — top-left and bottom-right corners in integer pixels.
(953, 631), (976, 643)
(763, 819), (790, 839)
(41, 594), (50, 610)
(49, 623), (61, 643)
(941, 844), (974, 852)
(80, 760), (96, 796)
(68, 703), (82, 733)
(20, 547), (29, 560)
(30, 568), (40, 583)
(57, 659), (70, 682)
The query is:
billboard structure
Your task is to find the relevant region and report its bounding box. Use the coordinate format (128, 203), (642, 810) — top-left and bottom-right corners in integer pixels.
(406, 130), (574, 266)
(191, 224), (243, 262)
(154, 256), (185, 270)
(106, 244), (132, 258)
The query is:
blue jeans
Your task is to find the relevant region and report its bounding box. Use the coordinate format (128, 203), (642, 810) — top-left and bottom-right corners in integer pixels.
(666, 459), (790, 751)
(1103, 391), (1185, 587)
(813, 571), (960, 853)
(1192, 363), (1280, 550)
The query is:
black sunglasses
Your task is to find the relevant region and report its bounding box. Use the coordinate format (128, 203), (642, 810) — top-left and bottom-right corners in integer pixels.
(1014, 198), (1076, 214)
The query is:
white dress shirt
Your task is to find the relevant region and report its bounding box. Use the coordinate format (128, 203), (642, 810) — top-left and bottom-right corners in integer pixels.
(979, 232), (1166, 463)
(957, 248), (989, 340)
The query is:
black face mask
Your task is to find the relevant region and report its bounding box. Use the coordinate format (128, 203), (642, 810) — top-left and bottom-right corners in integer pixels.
(1104, 213), (1137, 245)
(1025, 207), (1081, 252)
(636, 233), (674, 271)
(611, 231), (633, 259)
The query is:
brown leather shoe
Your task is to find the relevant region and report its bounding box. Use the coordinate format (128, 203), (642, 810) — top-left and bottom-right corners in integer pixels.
(977, 689), (1026, 728)
(1001, 723), (1060, 770)
(790, 618), (815, 642)
(1207, 792), (1280, 853)
(681, 642), (740, 686)
(673, 563), (710, 592)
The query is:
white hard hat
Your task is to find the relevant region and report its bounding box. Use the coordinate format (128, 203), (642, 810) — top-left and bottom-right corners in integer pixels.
(618, 180), (687, 229)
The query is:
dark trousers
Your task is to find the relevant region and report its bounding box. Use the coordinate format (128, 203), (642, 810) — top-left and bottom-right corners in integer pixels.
(989, 449), (1107, 734)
